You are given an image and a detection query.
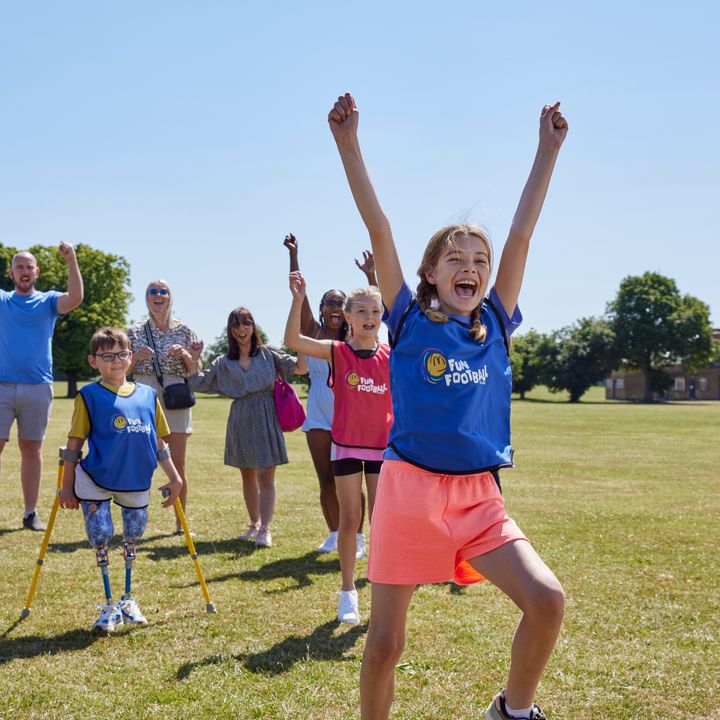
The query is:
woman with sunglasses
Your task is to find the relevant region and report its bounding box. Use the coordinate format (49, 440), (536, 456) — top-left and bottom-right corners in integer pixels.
(127, 279), (202, 534)
(283, 234), (376, 556)
(188, 307), (307, 548)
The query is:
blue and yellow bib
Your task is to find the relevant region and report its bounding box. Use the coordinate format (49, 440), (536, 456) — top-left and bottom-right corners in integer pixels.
(79, 382), (158, 492)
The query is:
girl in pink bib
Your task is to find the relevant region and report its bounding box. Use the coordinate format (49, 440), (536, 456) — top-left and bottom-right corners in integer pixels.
(286, 273), (392, 626)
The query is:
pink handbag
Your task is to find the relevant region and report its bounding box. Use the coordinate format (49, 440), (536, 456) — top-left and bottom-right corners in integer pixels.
(273, 377), (306, 432)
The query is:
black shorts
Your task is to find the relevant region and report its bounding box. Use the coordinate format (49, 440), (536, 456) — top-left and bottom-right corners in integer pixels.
(333, 458), (383, 477)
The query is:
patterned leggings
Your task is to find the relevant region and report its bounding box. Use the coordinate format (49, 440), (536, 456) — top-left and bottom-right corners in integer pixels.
(81, 500), (148, 547)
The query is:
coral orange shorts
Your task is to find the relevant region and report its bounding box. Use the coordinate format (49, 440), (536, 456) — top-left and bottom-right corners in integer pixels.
(368, 460), (527, 585)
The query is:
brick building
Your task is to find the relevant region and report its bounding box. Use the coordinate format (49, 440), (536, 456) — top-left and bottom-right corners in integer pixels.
(606, 329), (720, 401)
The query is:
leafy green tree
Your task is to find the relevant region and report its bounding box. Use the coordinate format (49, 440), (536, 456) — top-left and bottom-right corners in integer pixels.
(540, 317), (618, 402)
(1, 242), (132, 397)
(510, 330), (546, 399)
(607, 272), (713, 401)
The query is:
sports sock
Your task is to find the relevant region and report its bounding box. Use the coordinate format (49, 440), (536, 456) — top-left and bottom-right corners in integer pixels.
(504, 702), (533, 719)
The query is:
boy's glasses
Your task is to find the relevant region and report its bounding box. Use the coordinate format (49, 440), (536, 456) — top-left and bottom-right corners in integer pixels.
(95, 351), (132, 362)
(148, 288), (169, 296)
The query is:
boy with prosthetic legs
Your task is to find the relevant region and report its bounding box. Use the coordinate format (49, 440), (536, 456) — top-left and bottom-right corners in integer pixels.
(59, 327), (182, 632)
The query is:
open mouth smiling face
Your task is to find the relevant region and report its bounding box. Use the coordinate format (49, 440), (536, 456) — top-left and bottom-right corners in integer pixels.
(147, 285), (170, 312)
(231, 320), (254, 345)
(321, 292), (346, 330)
(426, 234), (490, 316)
(346, 303), (382, 338)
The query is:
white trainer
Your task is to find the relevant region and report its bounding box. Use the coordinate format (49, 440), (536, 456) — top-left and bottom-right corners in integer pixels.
(92, 603), (124, 633)
(355, 533), (366, 560)
(119, 596), (148, 625)
(255, 526), (272, 548)
(316, 531), (338, 553)
(337, 589), (360, 625)
(238, 522), (260, 541)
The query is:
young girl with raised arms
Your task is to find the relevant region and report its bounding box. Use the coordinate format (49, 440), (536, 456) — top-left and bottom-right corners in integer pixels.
(285, 273), (392, 626)
(283, 233), (377, 557)
(328, 93), (568, 719)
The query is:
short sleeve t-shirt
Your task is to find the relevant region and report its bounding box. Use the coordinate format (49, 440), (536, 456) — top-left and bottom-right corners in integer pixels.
(0, 290), (61, 383)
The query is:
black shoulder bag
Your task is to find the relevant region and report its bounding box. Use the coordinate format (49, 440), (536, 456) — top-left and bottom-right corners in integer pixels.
(144, 321), (196, 410)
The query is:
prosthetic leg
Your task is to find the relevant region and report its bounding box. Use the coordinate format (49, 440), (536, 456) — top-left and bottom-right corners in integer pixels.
(83, 500), (124, 632)
(117, 506), (148, 624)
(96, 544), (112, 604)
(20, 447), (216, 623)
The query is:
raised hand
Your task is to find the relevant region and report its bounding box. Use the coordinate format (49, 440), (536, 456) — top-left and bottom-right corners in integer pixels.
(539, 102), (568, 149)
(58, 242), (77, 263)
(283, 233), (298, 254)
(289, 271), (307, 301)
(189, 341), (204, 362)
(328, 93), (359, 141)
(355, 250), (375, 278)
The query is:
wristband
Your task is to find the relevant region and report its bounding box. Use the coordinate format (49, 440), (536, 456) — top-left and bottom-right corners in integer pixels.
(157, 446), (171, 462)
(62, 447), (82, 462)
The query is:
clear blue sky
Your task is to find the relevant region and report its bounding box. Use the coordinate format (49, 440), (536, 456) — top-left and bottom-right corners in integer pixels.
(1, 1), (717, 347)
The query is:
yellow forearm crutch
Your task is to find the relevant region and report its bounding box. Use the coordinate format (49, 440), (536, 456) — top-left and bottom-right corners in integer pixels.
(164, 489), (217, 614)
(20, 448), (64, 620)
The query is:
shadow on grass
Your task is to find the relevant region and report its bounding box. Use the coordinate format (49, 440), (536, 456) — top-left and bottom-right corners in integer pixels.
(139, 536), (257, 562)
(176, 618), (367, 679)
(174, 552), (370, 595)
(190, 550), (355, 592)
(0, 526), (24, 538)
(42, 532), (179, 554)
(0, 627), (100, 663)
(40, 535), (256, 560)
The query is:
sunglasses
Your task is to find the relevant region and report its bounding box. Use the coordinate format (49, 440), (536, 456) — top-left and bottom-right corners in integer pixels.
(232, 320), (254, 327)
(148, 288), (169, 296)
(323, 299), (345, 308)
(95, 351), (132, 362)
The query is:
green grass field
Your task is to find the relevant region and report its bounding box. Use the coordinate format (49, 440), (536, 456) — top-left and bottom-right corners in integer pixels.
(0, 386), (718, 719)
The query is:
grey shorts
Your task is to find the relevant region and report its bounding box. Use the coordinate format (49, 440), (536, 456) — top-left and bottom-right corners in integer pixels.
(0, 382), (53, 441)
(134, 374), (193, 434)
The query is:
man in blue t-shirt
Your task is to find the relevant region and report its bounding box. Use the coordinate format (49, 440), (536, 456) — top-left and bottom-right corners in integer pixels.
(0, 243), (84, 530)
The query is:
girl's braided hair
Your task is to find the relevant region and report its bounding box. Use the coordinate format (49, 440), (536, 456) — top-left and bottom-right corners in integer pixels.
(416, 224), (493, 343)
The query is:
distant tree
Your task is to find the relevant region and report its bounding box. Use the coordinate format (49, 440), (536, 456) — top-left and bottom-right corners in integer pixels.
(607, 273), (713, 401)
(510, 330), (546, 399)
(540, 317), (618, 402)
(1, 243), (131, 398)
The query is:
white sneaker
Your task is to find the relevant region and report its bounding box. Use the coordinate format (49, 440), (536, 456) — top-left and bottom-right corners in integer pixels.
(316, 531), (338, 553)
(485, 690), (547, 719)
(93, 603), (123, 633)
(119, 596), (148, 625)
(337, 589), (360, 625)
(238, 522), (260, 541)
(355, 533), (366, 560)
(255, 526), (272, 548)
